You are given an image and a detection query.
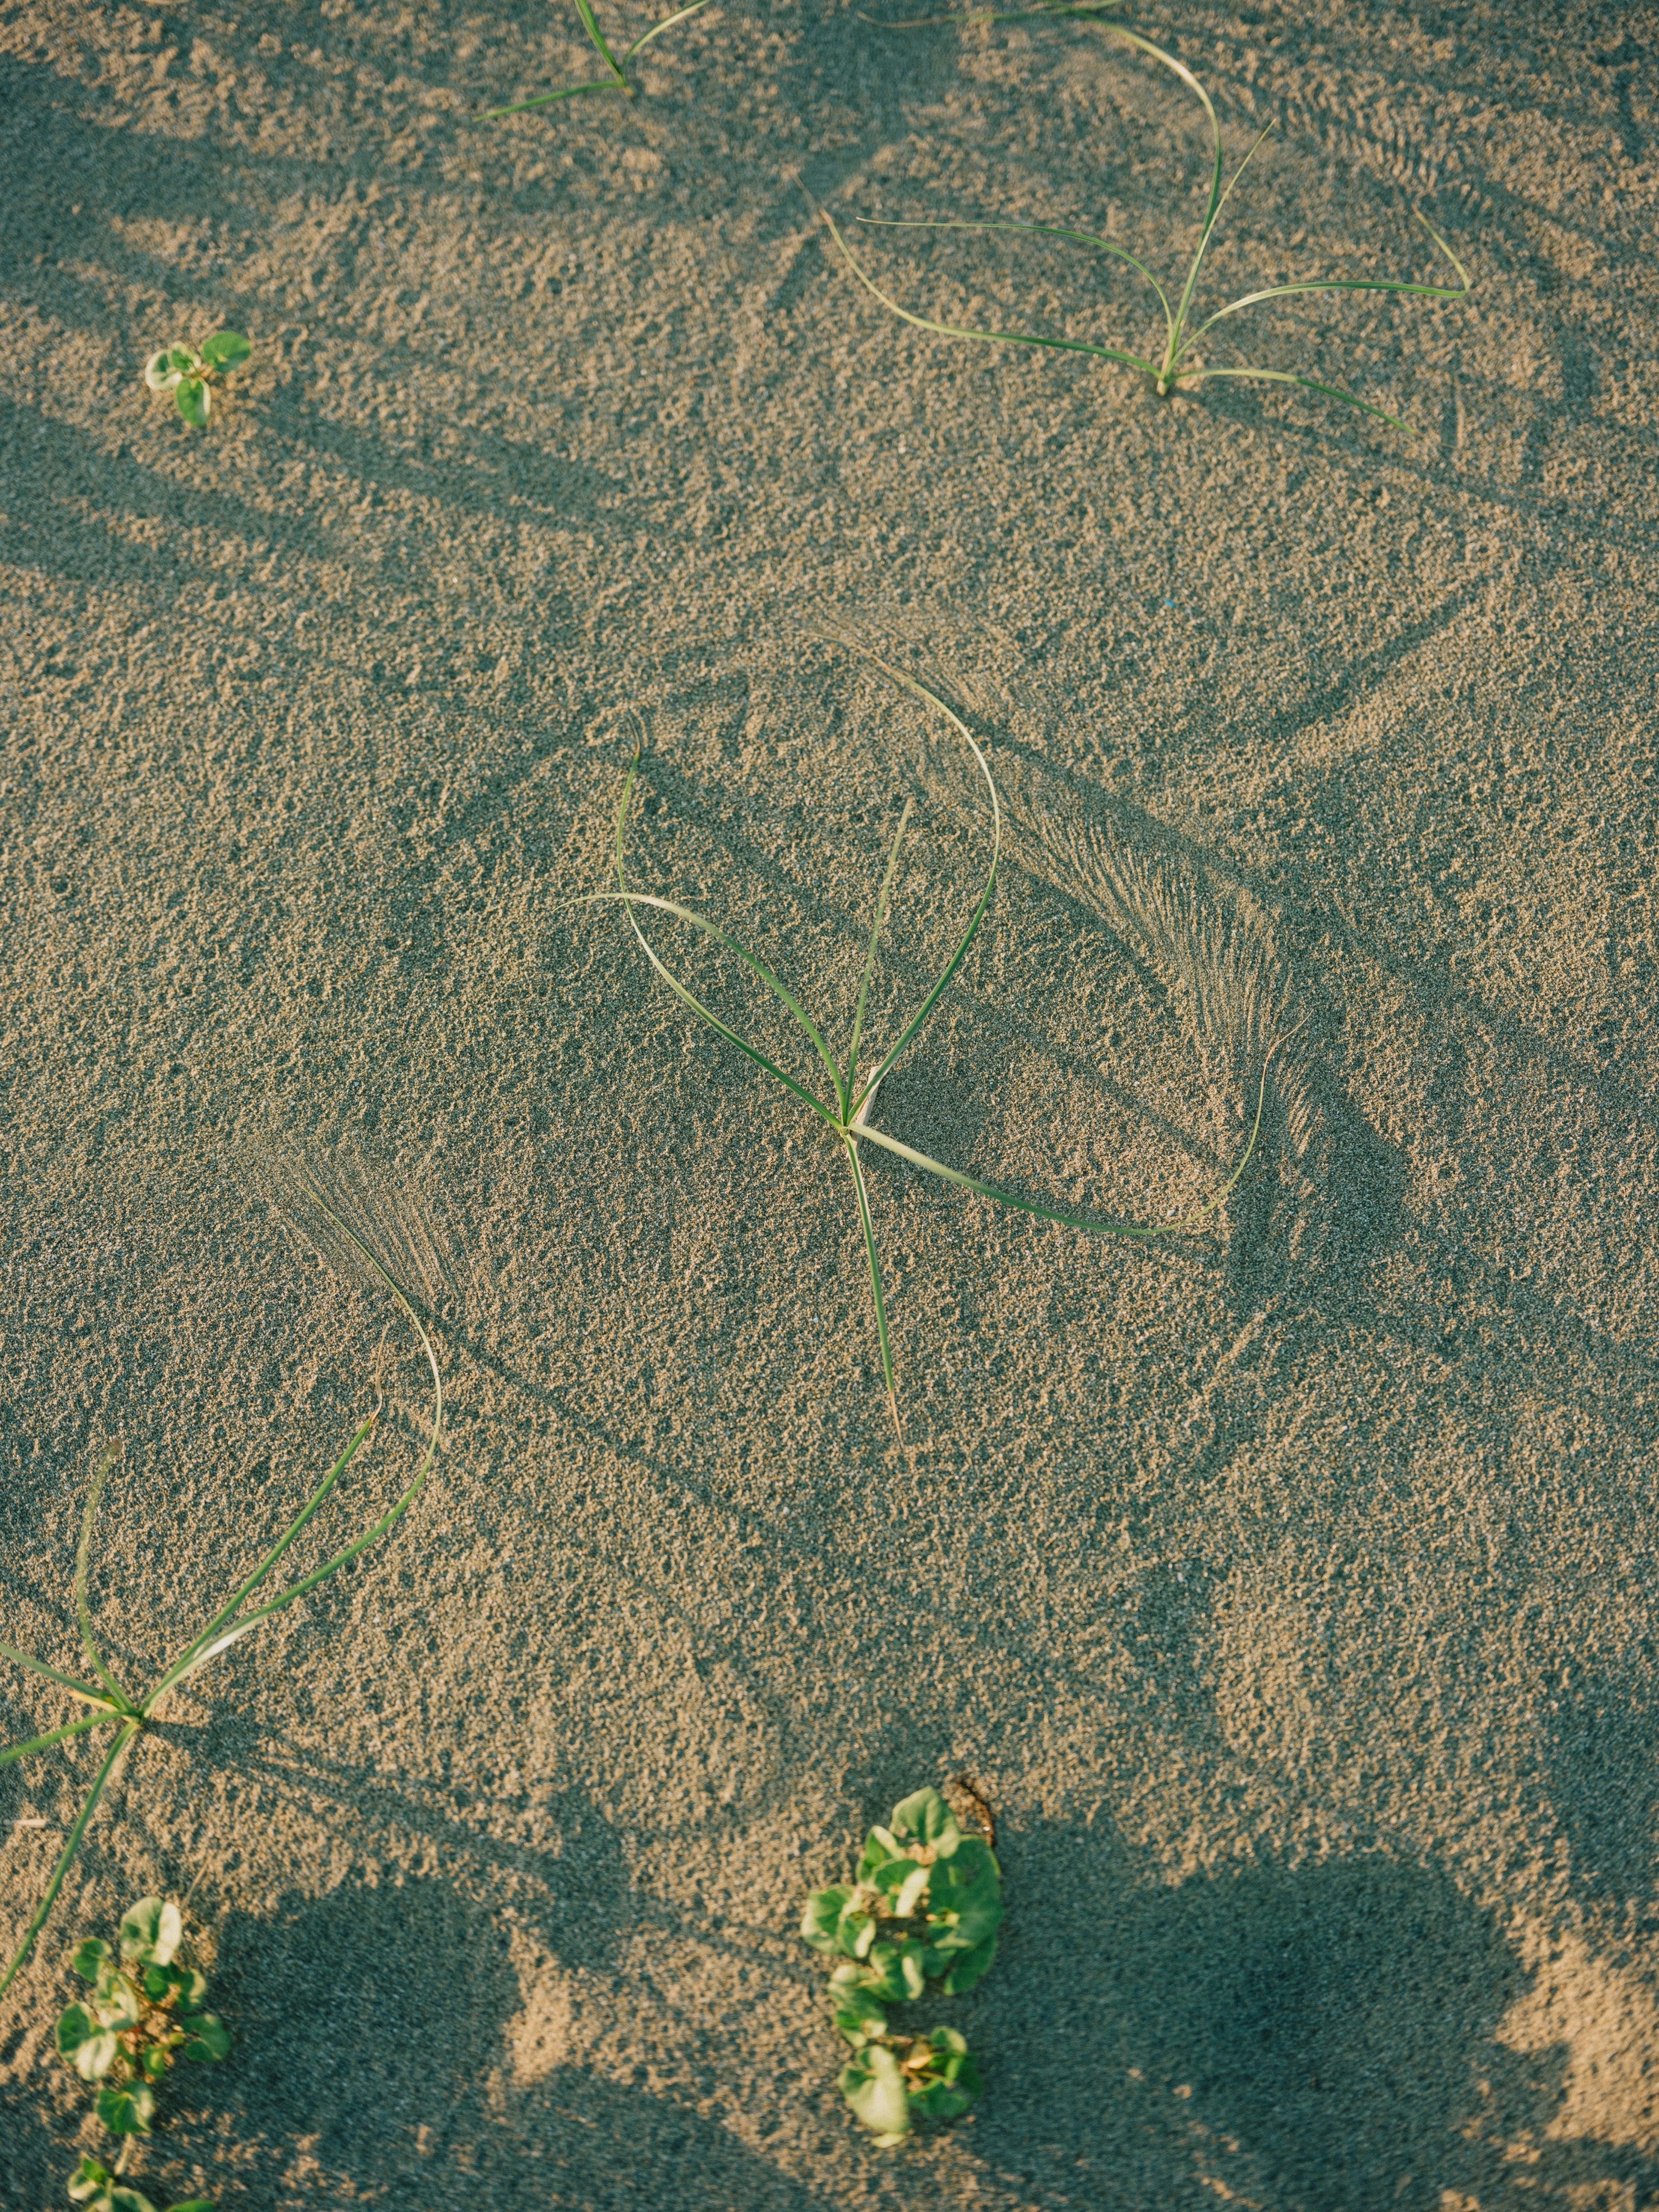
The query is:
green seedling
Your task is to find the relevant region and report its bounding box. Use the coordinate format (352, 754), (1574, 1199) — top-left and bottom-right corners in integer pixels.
(142, 334), (251, 428)
(54, 1897), (224, 2209)
(820, 9), (1471, 431)
(0, 1192), (443, 1994)
(802, 1786), (999, 2143)
(68, 2158), (210, 2212)
(480, 0), (712, 119)
(592, 646), (1276, 1433)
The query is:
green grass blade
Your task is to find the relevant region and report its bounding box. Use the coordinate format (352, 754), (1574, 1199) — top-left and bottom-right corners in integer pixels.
(815, 200), (1163, 378)
(1185, 1059), (1271, 1221)
(842, 1135), (900, 1435)
(594, 892), (845, 1123)
(837, 658), (1001, 1119)
(0, 1717), (137, 1997)
(74, 1452), (136, 1716)
(623, 0), (713, 61)
(478, 78), (628, 118)
(611, 748), (847, 1112)
(857, 215), (1173, 340)
(858, 2), (1123, 25)
(854, 1122), (1166, 1239)
(143, 1414), (377, 1708)
(0, 1642), (117, 1710)
(1187, 211), (1473, 346)
(846, 797), (915, 1103)
(572, 0), (627, 77)
(145, 1197), (445, 1713)
(1091, 24), (1222, 359)
(0, 1710), (121, 1771)
(1187, 363), (1416, 433)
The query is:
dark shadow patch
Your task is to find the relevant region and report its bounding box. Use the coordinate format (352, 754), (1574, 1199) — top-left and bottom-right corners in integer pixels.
(973, 1819), (1658, 2210)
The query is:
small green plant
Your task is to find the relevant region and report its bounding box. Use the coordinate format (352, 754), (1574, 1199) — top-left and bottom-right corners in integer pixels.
(481, 0), (712, 119)
(802, 1786), (1001, 2144)
(0, 1188), (443, 1993)
(819, 9), (1471, 432)
(592, 646), (1275, 1433)
(52, 1897), (224, 2212)
(142, 334), (251, 429)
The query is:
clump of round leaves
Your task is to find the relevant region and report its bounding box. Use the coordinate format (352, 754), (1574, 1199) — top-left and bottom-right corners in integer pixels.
(143, 332), (251, 426)
(54, 1899), (228, 2206)
(801, 1786), (1001, 2144)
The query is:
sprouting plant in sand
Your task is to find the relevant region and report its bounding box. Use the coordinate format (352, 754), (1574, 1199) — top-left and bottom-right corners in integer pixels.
(591, 648), (1276, 1433)
(801, 1785), (1001, 2144)
(54, 1896), (224, 2212)
(0, 1186), (444, 1995)
(142, 333), (251, 428)
(817, 10), (1471, 432)
(481, 0), (712, 119)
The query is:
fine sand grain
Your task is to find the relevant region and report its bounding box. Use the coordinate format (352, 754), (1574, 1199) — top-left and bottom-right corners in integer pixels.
(3, 2), (1658, 2205)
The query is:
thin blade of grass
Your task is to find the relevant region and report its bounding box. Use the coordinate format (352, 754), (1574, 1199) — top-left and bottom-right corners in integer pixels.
(842, 1135), (900, 1435)
(858, 2), (1122, 25)
(0, 1710), (121, 1771)
(846, 797), (915, 1104)
(612, 747), (847, 1111)
(573, 0), (628, 77)
(143, 1413), (377, 1708)
(0, 1717), (138, 1997)
(1189, 213), (1473, 343)
(857, 215), (1173, 340)
(1187, 363), (1416, 432)
(854, 1122), (1166, 1239)
(814, 200), (1163, 378)
(594, 893), (845, 1123)
(1091, 25), (1222, 352)
(145, 1192), (445, 1711)
(0, 1643), (117, 1709)
(479, 79), (628, 118)
(623, 0), (713, 61)
(836, 657), (1001, 1118)
(74, 1451), (135, 1716)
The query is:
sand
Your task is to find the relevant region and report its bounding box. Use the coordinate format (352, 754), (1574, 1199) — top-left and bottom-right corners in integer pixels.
(2, 0), (1657, 2203)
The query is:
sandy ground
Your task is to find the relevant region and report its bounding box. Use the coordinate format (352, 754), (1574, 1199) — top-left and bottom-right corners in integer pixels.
(2, 0), (1657, 2204)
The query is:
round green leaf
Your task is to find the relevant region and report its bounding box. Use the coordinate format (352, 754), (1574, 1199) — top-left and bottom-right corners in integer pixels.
(174, 379), (210, 427)
(889, 1788), (960, 1853)
(68, 2156), (115, 2206)
(120, 1898), (183, 1967)
(73, 1938), (112, 1982)
(200, 330), (251, 369)
(140, 2044), (171, 2080)
(57, 2002), (122, 2080)
(178, 2011), (231, 2062)
(110, 2193), (161, 2212)
(800, 1886), (850, 1953)
(97, 2080), (157, 2136)
(143, 351), (182, 392)
(938, 1933), (997, 1995)
(163, 2200), (216, 2212)
(840, 2043), (910, 2142)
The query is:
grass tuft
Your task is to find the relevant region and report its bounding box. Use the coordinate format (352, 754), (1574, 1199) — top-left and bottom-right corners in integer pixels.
(588, 645), (1281, 1436)
(480, 0), (712, 120)
(0, 1183), (444, 1997)
(817, 10), (1471, 432)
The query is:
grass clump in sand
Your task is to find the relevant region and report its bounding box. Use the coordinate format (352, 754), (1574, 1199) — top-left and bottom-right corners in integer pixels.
(55, 1896), (225, 2211)
(0, 1190), (443, 1996)
(801, 1786), (1001, 2143)
(594, 650), (1274, 1433)
(819, 12), (1471, 432)
(480, 0), (711, 119)
(143, 333), (251, 428)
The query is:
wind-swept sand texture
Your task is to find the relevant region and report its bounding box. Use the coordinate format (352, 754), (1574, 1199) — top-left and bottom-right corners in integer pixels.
(3, 2), (1658, 2205)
